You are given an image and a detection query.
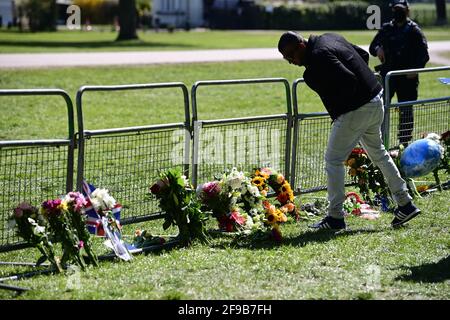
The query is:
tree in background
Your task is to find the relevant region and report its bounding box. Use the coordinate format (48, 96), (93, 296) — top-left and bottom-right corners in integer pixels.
(435, 0), (447, 25)
(116, 0), (138, 40)
(16, 0), (57, 32)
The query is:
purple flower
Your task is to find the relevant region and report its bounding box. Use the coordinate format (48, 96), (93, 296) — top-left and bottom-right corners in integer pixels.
(65, 192), (87, 212)
(42, 199), (62, 216)
(78, 240), (84, 249)
(14, 202), (36, 219)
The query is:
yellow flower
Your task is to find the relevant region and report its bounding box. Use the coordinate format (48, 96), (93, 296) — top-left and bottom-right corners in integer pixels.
(280, 182), (292, 194)
(58, 201), (68, 212)
(252, 176), (265, 188)
(266, 213), (276, 225)
(255, 170), (269, 180)
(349, 168), (357, 177)
(347, 158), (356, 167)
(416, 185), (429, 193)
(276, 174), (285, 185)
(276, 209), (288, 223)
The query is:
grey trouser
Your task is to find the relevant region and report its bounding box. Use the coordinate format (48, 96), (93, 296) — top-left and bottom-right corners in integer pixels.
(325, 93), (412, 218)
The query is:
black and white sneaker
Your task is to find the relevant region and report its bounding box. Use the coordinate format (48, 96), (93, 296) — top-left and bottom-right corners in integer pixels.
(391, 202), (421, 228)
(309, 216), (346, 230)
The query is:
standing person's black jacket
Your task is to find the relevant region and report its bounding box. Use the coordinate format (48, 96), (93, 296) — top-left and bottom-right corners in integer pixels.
(369, 19), (429, 77)
(303, 33), (382, 121)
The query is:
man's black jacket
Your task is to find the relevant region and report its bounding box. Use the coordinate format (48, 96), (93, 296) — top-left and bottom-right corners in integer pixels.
(369, 19), (429, 76)
(303, 33), (382, 121)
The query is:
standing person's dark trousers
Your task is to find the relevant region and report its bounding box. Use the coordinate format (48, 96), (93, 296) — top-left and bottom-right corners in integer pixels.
(387, 75), (419, 146)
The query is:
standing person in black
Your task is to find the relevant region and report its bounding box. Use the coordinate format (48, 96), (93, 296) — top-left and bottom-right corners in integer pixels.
(369, 0), (429, 146)
(278, 31), (421, 230)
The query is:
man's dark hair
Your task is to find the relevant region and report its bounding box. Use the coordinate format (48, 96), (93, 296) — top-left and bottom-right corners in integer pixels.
(278, 31), (305, 52)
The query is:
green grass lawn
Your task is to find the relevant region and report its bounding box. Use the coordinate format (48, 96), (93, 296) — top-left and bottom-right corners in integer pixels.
(0, 60), (449, 300)
(0, 188), (449, 300)
(0, 27), (449, 53)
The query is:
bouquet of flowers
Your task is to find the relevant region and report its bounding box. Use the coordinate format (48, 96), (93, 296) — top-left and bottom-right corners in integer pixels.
(63, 192), (99, 267)
(40, 198), (88, 270)
(84, 186), (131, 261)
(133, 229), (166, 249)
(262, 200), (287, 242)
(251, 167), (299, 220)
(8, 203), (62, 272)
(343, 192), (380, 220)
(150, 169), (209, 245)
(345, 147), (390, 205)
(197, 168), (265, 232)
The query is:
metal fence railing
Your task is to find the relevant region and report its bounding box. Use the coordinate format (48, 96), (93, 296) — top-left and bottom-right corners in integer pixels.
(191, 78), (292, 188)
(384, 66), (450, 150)
(0, 89), (75, 252)
(76, 83), (191, 225)
(290, 79), (356, 194)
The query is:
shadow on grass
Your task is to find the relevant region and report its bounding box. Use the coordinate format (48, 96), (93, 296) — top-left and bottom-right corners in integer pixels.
(395, 255), (450, 283)
(211, 227), (384, 250)
(0, 40), (195, 50)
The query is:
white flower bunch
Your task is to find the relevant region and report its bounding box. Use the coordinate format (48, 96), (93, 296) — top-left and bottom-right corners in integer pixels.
(246, 184), (261, 198)
(181, 175), (190, 187)
(91, 188), (117, 212)
(28, 217), (46, 236)
(225, 167), (246, 190)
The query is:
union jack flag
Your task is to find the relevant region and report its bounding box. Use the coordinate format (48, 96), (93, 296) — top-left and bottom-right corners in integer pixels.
(81, 181), (122, 236)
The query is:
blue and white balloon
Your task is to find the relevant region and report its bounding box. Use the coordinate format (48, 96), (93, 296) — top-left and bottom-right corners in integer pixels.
(400, 136), (444, 178)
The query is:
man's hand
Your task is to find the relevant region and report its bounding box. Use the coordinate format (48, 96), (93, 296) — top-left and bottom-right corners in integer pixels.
(376, 47), (385, 63)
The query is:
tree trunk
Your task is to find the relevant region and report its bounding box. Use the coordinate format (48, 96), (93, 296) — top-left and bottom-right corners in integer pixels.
(116, 0), (138, 41)
(435, 0), (447, 25)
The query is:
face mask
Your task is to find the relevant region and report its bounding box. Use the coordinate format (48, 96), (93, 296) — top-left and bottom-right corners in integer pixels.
(393, 9), (407, 23)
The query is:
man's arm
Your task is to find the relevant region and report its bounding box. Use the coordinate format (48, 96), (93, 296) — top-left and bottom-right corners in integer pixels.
(411, 26), (430, 68)
(369, 29), (384, 57)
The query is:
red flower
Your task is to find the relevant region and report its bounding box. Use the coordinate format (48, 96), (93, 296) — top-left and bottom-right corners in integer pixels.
(150, 178), (168, 194)
(230, 211), (246, 225)
(276, 192), (290, 204)
(441, 130), (450, 142)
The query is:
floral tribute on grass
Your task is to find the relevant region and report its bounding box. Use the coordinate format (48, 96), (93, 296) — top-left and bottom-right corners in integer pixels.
(197, 168), (265, 233)
(345, 147), (392, 210)
(150, 168), (209, 246)
(8, 192), (100, 272)
(250, 167), (299, 220)
(81, 182), (131, 261)
(8, 202), (63, 273)
(197, 167), (300, 242)
(343, 192), (380, 220)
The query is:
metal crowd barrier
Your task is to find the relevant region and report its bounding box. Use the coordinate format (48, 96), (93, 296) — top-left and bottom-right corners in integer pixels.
(76, 83), (191, 225)
(0, 89), (75, 252)
(191, 78), (292, 188)
(384, 66), (450, 150)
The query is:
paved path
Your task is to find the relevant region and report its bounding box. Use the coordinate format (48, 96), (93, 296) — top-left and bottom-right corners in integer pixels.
(0, 41), (449, 69)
